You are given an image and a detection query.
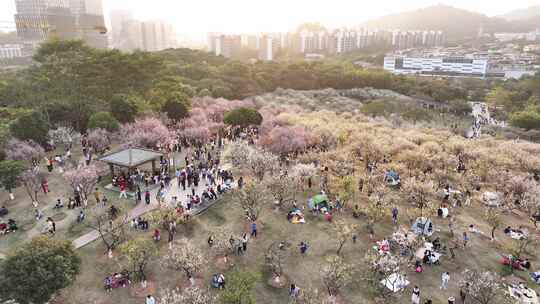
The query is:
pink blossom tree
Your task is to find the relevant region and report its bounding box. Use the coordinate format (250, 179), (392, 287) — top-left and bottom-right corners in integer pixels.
(87, 128), (111, 154)
(119, 117), (173, 149)
(63, 165), (99, 200)
(259, 125), (316, 156)
(20, 168), (47, 205)
(5, 138), (45, 167)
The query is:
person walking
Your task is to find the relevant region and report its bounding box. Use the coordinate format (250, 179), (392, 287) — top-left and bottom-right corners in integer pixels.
(412, 286), (421, 304)
(250, 221), (257, 237)
(392, 206), (399, 224)
(463, 231), (469, 248)
(441, 272), (450, 290)
(460, 284), (468, 303)
(119, 182), (127, 199)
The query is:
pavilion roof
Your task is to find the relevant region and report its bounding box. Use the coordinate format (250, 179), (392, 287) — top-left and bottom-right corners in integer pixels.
(99, 148), (163, 168)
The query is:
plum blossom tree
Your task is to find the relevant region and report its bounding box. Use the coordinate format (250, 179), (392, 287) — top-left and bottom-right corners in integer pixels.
(320, 255), (355, 297)
(362, 250), (408, 302)
(19, 168), (46, 206)
(208, 228), (234, 264)
(5, 138), (45, 167)
(259, 125), (315, 156)
(330, 219), (358, 256)
(48, 126), (78, 152)
(458, 269), (508, 304)
(63, 165), (99, 200)
(222, 141), (251, 168)
(162, 238), (205, 284)
(86, 128), (111, 154)
(246, 147), (279, 181)
(118, 238), (158, 283)
(160, 287), (217, 304)
(120, 117), (173, 148)
(264, 174), (299, 209)
(232, 182), (269, 221)
(265, 242), (290, 285)
(402, 178), (435, 216)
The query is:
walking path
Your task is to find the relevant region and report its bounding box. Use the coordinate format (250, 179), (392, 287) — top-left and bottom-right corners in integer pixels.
(72, 177), (226, 249)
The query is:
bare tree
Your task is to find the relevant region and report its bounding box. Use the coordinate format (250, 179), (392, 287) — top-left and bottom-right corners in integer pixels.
(85, 208), (127, 253)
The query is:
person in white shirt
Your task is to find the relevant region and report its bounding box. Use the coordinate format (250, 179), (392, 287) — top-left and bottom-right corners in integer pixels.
(441, 272), (450, 290)
(145, 295), (156, 304)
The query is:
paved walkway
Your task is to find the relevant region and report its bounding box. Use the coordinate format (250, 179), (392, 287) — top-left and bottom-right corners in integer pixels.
(72, 177), (225, 249)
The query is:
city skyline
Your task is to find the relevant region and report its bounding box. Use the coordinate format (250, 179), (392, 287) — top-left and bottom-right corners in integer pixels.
(1, 0), (540, 36)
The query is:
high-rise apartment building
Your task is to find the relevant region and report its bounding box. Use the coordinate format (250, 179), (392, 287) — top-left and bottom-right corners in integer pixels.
(14, 0), (77, 46)
(258, 35), (273, 61)
(211, 34), (241, 58)
(110, 13), (176, 52)
(110, 10), (132, 48)
(69, 0), (107, 48)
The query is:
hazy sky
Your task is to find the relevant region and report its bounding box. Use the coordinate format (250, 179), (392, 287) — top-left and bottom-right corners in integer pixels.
(1, 0), (540, 35)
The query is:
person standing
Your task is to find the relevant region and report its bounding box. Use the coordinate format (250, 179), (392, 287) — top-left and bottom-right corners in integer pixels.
(241, 233), (248, 253)
(441, 272), (450, 290)
(289, 283), (301, 299)
(238, 176), (244, 189)
(94, 188), (101, 206)
(136, 186), (142, 204)
(412, 286), (421, 304)
(463, 232), (469, 248)
(145, 190), (151, 205)
(299, 242), (308, 255)
(145, 295), (156, 304)
(41, 180), (49, 194)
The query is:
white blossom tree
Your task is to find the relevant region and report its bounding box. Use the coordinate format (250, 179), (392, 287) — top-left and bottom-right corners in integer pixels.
(162, 238), (205, 284)
(458, 269), (509, 304)
(160, 287), (217, 304)
(320, 255), (355, 297)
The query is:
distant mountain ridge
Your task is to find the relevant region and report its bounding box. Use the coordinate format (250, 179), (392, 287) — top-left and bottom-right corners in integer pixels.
(363, 5), (537, 40)
(500, 5), (540, 21)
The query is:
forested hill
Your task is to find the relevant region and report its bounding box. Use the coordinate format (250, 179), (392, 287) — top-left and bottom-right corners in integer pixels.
(363, 5), (534, 40)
